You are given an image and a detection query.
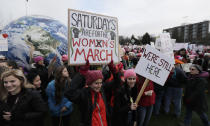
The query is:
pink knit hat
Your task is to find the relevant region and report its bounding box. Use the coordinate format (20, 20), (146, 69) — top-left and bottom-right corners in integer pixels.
(62, 55), (68, 61)
(34, 56), (44, 63)
(86, 70), (103, 85)
(124, 69), (136, 79)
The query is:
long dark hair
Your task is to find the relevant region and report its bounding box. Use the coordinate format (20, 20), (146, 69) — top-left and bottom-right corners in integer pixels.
(54, 66), (70, 105)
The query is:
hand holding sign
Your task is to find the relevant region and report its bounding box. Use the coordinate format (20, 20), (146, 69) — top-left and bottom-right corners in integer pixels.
(79, 60), (90, 76)
(145, 90), (153, 96)
(108, 60), (117, 74)
(130, 103), (137, 110)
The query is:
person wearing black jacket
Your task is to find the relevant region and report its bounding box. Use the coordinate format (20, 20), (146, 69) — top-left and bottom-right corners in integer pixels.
(181, 64), (210, 126)
(0, 69), (47, 126)
(33, 56), (49, 91)
(26, 68), (47, 101)
(112, 69), (138, 126)
(65, 61), (120, 126)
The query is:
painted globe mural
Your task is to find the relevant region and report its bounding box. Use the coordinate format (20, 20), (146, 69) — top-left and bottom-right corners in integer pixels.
(1, 15), (68, 69)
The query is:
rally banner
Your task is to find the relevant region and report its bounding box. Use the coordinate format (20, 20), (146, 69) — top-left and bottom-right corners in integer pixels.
(68, 9), (119, 65)
(135, 45), (174, 86)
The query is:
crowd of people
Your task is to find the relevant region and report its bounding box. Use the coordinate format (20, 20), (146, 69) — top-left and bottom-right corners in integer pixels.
(0, 46), (210, 126)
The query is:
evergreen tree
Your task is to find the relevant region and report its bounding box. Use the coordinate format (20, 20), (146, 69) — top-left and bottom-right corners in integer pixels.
(142, 32), (151, 45)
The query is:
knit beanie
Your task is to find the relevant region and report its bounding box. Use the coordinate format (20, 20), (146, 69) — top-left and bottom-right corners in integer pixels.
(62, 55), (68, 61)
(33, 56), (43, 63)
(124, 69), (136, 79)
(191, 64), (202, 73)
(86, 70), (103, 85)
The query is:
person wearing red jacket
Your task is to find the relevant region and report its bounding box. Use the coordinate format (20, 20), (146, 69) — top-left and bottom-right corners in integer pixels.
(136, 75), (156, 126)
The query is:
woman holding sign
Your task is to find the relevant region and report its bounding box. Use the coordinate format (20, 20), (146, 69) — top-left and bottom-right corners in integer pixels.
(65, 61), (121, 126)
(112, 69), (138, 126)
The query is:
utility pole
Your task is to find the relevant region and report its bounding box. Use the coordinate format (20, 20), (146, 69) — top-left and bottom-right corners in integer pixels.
(25, 0), (29, 16)
(184, 26), (185, 43)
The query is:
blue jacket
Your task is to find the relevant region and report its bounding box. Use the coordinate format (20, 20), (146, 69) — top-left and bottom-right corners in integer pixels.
(46, 80), (73, 117)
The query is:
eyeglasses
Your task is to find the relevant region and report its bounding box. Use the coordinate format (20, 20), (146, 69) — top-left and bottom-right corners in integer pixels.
(127, 78), (136, 80)
(190, 68), (196, 71)
(94, 82), (103, 85)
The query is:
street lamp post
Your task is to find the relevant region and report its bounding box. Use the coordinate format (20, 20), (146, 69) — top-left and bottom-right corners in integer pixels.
(184, 25), (186, 43)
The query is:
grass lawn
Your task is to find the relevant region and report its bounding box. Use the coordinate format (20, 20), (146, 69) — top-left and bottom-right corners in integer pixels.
(44, 92), (210, 126)
(148, 92), (210, 126)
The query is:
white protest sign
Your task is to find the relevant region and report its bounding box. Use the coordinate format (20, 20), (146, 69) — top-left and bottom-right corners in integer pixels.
(150, 42), (155, 48)
(68, 9), (119, 65)
(188, 44), (196, 51)
(155, 38), (161, 50)
(171, 39), (176, 47)
(173, 43), (188, 51)
(0, 34), (8, 51)
(155, 32), (174, 64)
(197, 45), (204, 51)
(181, 63), (192, 73)
(135, 45), (174, 86)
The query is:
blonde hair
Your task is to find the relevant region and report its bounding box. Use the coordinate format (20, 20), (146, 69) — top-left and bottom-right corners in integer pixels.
(0, 69), (28, 101)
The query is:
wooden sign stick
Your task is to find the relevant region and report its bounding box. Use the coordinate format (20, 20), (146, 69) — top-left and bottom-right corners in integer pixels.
(133, 79), (150, 126)
(135, 79), (150, 104)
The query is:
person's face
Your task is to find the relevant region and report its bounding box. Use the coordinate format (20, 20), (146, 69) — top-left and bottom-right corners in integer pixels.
(180, 51), (186, 56)
(38, 60), (44, 66)
(190, 67), (199, 75)
(62, 68), (69, 78)
(127, 76), (136, 88)
(33, 75), (41, 88)
(89, 79), (102, 92)
(0, 62), (8, 67)
(3, 75), (22, 95)
(63, 60), (68, 64)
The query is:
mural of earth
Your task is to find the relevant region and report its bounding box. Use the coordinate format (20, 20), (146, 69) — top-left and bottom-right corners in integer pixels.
(0, 15), (68, 69)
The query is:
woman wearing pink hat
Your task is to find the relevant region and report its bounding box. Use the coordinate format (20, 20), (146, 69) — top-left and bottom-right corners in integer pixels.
(33, 56), (49, 91)
(112, 69), (138, 126)
(65, 61), (121, 126)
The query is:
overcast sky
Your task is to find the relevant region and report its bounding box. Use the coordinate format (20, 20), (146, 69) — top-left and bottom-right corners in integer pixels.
(1, 0), (210, 37)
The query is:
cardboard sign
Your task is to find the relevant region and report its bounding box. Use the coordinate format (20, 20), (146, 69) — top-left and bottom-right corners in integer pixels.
(181, 63), (192, 73)
(171, 39), (176, 47)
(0, 35), (8, 51)
(155, 38), (161, 50)
(173, 43), (188, 51)
(135, 45), (174, 86)
(68, 9), (119, 65)
(150, 42), (155, 48)
(188, 44), (196, 51)
(155, 33), (174, 64)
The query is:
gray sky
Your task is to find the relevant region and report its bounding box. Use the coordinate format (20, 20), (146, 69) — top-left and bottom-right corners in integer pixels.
(1, 0), (210, 37)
